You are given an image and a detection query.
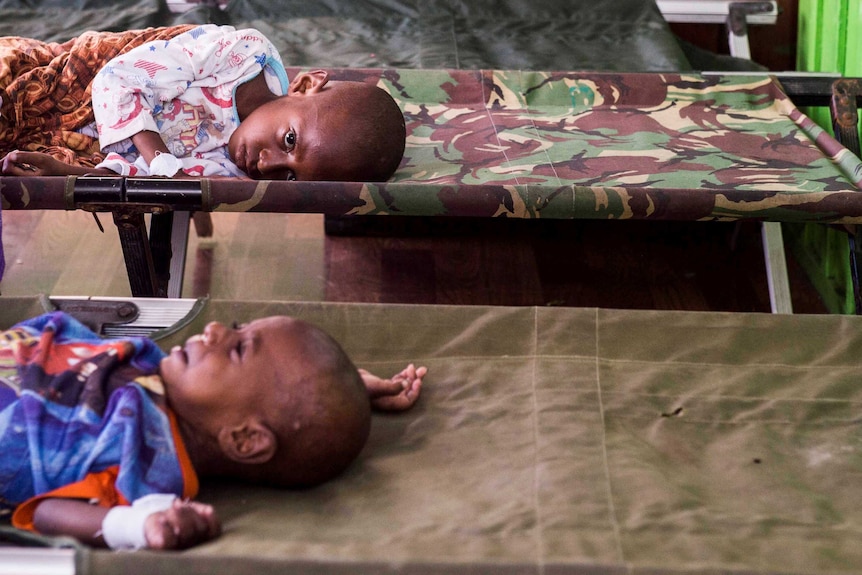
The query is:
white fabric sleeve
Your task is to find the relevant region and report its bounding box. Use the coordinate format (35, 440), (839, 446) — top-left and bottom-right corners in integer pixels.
(92, 24), (284, 149)
(95, 152), (247, 178)
(93, 152), (146, 176)
(100, 493), (177, 550)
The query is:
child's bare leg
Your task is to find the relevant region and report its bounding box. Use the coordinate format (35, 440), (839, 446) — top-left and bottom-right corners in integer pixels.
(359, 363), (425, 412)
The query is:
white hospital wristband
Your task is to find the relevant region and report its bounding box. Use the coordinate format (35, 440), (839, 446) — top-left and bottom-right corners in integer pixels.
(149, 152), (183, 177)
(100, 493), (177, 550)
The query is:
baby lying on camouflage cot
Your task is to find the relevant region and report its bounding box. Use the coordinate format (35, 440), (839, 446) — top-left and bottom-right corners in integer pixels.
(0, 24), (405, 182)
(0, 311), (425, 550)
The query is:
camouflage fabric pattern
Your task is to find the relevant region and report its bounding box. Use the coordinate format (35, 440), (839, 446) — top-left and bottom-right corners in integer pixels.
(214, 68), (862, 222)
(4, 69), (862, 223)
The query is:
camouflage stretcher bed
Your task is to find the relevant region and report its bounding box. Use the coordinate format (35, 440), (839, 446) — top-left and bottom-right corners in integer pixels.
(3, 67), (861, 304)
(5, 67), (861, 222)
(5, 0), (858, 306)
(3, 295), (862, 575)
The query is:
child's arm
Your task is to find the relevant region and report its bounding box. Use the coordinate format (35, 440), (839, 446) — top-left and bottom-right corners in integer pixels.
(132, 130), (173, 167)
(1, 151), (115, 176)
(1, 149), (250, 180)
(32, 498), (110, 546)
(359, 364), (425, 412)
(32, 497), (220, 550)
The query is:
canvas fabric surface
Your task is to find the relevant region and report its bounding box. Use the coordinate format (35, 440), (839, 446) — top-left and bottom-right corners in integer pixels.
(3, 297), (860, 574)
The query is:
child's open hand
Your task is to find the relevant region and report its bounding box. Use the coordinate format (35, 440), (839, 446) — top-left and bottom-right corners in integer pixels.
(359, 364), (425, 412)
(143, 499), (221, 550)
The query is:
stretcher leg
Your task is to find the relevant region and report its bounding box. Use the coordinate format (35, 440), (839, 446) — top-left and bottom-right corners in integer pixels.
(761, 221), (793, 313)
(166, 212), (191, 298)
(114, 211), (190, 298)
(722, 2), (794, 314)
(114, 211), (159, 297)
(147, 212), (190, 299)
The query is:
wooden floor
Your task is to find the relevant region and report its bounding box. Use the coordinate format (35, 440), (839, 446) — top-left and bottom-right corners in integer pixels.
(1, 209), (828, 313)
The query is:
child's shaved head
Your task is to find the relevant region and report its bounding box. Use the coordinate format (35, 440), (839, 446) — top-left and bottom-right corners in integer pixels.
(324, 81), (407, 182)
(162, 316), (371, 489)
(255, 319), (372, 488)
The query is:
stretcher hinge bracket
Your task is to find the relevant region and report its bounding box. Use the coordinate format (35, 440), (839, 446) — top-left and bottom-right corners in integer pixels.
(727, 2), (774, 36)
(69, 177), (204, 298)
(48, 298), (140, 335)
(71, 176), (204, 213)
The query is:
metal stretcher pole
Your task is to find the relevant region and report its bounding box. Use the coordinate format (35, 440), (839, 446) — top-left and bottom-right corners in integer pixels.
(721, 5), (793, 314)
(69, 176), (163, 297)
(148, 211), (191, 299)
(726, 2), (775, 61)
(70, 177), (202, 298)
(148, 213), (175, 297)
(167, 213), (192, 299)
(761, 221), (793, 313)
(113, 210), (161, 297)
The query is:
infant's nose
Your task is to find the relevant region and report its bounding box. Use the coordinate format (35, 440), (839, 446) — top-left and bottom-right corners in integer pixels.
(202, 321), (227, 345)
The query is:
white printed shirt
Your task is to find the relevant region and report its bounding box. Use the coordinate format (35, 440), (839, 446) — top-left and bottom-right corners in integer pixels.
(90, 25), (289, 177)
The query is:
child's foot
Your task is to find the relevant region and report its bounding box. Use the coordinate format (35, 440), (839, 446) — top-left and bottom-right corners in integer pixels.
(359, 364), (426, 412)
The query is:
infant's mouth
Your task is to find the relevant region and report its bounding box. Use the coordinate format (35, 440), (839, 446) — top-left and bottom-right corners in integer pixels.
(174, 334), (207, 364)
(170, 345), (189, 365)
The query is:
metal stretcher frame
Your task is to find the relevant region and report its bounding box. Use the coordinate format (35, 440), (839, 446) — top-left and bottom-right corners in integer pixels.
(2, 72), (861, 306)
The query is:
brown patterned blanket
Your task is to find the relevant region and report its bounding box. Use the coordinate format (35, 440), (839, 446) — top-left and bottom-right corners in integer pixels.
(0, 25), (194, 167)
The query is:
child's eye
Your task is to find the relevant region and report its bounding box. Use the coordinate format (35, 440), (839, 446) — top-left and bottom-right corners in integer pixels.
(283, 129), (296, 151)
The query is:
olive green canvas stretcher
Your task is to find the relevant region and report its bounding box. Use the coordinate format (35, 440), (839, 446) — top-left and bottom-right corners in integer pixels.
(3, 295), (862, 575)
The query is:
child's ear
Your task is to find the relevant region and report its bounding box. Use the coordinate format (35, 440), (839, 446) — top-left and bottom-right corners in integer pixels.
(218, 420), (277, 464)
(287, 69), (329, 95)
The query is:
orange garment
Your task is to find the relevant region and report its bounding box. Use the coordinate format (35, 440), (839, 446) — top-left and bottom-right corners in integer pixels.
(12, 409), (199, 531)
